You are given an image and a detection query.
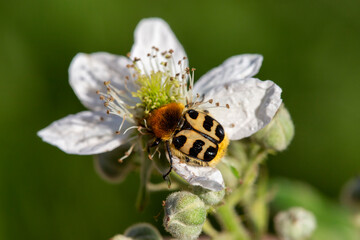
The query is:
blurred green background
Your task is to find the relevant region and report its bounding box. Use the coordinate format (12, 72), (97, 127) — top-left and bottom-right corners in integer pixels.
(1, 0), (360, 239)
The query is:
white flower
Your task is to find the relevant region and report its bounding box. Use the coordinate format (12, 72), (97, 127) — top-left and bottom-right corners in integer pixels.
(38, 18), (282, 191)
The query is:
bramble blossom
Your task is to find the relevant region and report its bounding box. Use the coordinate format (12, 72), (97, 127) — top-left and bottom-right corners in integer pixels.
(38, 18), (282, 191)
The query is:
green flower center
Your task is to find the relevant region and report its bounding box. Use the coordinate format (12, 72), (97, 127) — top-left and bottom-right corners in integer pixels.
(132, 70), (183, 115)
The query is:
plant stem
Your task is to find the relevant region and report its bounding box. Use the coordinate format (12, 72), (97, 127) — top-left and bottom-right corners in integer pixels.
(211, 146), (268, 239)
(228, 149), (268, 206)
(216, 203), (250, 240)
(147, 181), (179, 192)
(136, 137), (152, 211)
(202, 219), (219, 238)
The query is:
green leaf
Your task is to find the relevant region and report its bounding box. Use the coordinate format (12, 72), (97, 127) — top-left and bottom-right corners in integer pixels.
(230, 165), (240, 179)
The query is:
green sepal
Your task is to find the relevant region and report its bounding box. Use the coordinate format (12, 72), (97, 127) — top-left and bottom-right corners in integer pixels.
(94, 146), (136, 183)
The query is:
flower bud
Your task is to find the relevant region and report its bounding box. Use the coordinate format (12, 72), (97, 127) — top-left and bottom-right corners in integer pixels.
(111, 223), (162, 240)
(275, 207), (316, 240)
(341, 177), (360, 211)
(163, 191), (207, 240)
(252, 104), (294, 151)
(193, 186), (225, 206)
(110, 235), (132, 240)
(124, 223), (162, 240)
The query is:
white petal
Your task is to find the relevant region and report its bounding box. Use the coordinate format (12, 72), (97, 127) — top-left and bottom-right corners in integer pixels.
(131, 18), (188, 74)
(172, 157), (225, 191)
(202, 78), (282, 140)
(194, 54), (263, 95)
(37, 111), (133, 155)
(69, 52), (136, 111)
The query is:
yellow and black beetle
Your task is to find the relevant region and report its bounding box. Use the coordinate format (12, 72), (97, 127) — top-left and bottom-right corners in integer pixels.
(146, 102), (229, 178)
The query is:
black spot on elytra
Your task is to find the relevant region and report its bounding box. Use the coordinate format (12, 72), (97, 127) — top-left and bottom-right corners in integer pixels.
(173, 135), (187, 149)
(187, 109), (199, 119)
(189, 140), (205, 158)
(203, 146), (217, 161)
(203, 115), (214, 131)
(215, 125), (225, 142)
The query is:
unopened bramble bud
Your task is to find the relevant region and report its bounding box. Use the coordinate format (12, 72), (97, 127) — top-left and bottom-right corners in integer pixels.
(163, 191), (207, 240)
(252, 104), (294, 151)
(341, 177), (360, 211)
(124, 223), (162, 240)
(111, 223), (162, 240)
(275, 207), (316, 240)
(193, 186), (225, 206)
(110, 235), (132, 240)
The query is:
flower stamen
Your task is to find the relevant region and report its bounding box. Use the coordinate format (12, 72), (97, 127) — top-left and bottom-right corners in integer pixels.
(119, 142), (137, 162)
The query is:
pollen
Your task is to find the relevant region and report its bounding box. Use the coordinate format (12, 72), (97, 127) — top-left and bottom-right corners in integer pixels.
(130, 48), (192, 115)
(96, 47), (196, 135)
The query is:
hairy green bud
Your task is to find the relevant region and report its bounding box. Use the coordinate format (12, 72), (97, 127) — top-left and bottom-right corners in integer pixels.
(193, 186), (225, 206)
(111, 235), (132, 240)
(163, 191), (207, 240)
(111, 223), (162, 240)
(275, 207), (316, 240)
(252, 104), (294, 151)
(124, 223), (162, 240)
(341, 177), (360, 211)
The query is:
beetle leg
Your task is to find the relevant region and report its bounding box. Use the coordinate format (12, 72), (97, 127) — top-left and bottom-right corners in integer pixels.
(163, 141), (173, 179)
(147, 137), (161, 153)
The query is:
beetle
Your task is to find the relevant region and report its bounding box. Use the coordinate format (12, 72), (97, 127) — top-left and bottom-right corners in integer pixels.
(146, 102), (229, 179)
